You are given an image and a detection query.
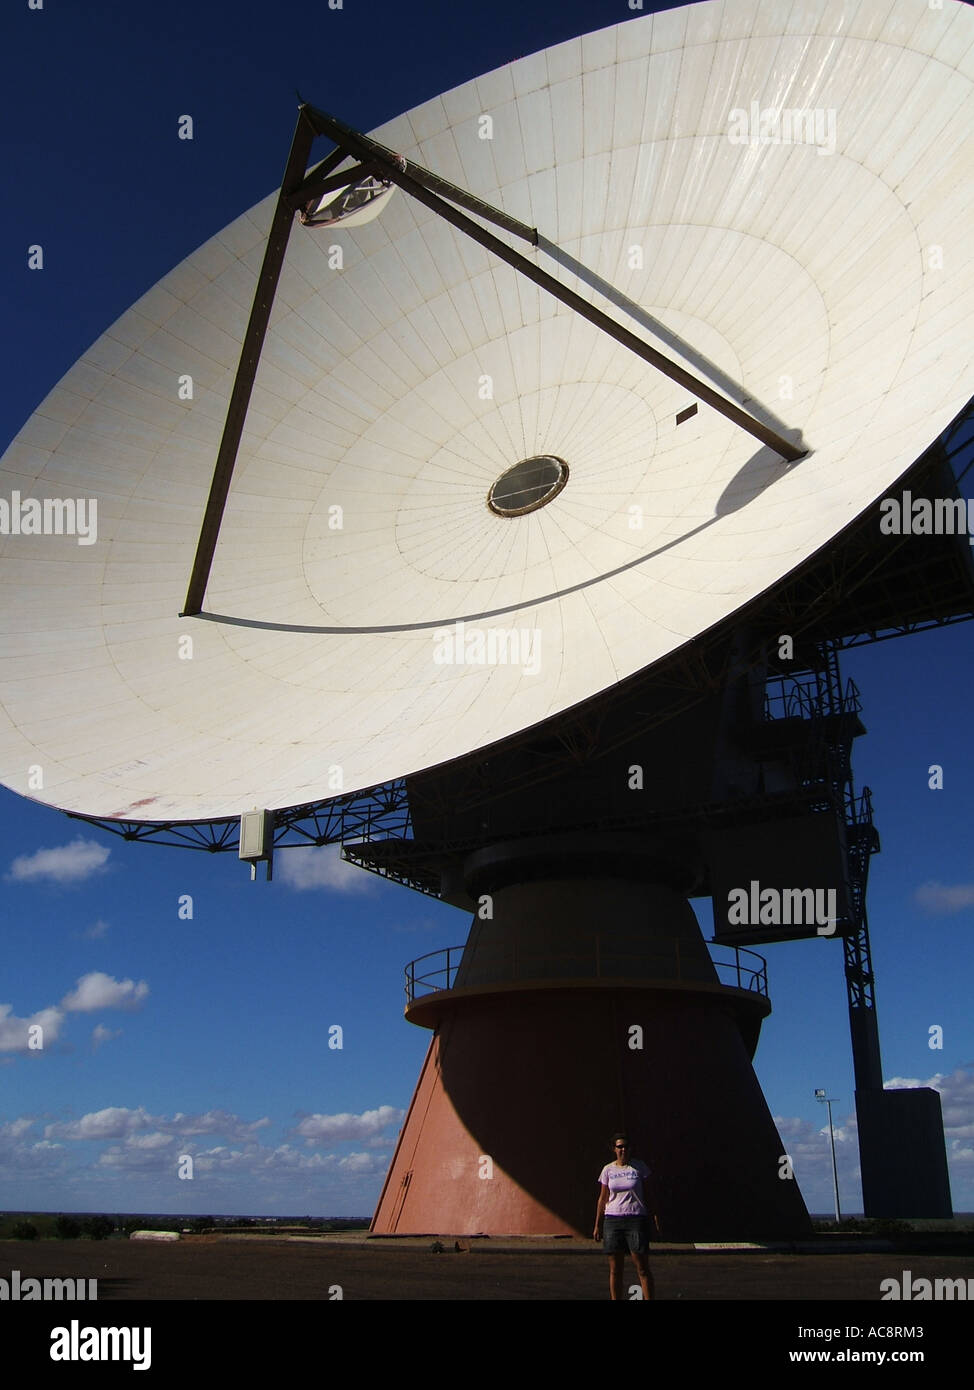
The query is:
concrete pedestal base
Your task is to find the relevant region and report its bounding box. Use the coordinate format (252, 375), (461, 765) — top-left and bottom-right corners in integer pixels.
(373, 857), (810, 1238)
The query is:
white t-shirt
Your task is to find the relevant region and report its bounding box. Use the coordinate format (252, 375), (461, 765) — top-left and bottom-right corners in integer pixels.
(599, 1159), (651, 1217)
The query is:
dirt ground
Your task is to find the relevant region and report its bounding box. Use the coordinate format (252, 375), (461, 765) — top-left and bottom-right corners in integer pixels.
(9, 1239), (970, 1376)
(3, 1235), (972, 1301)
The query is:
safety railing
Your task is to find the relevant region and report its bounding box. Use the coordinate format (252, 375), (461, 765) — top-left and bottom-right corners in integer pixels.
(405, 940), (767, 1005)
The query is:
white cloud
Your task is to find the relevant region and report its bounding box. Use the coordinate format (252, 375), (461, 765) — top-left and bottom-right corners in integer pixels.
(46, 1106), (155, 1141)
(97, 1141), (178, 1172)
(7, 837), (110, 885)
(338, 1151), (377, 1173)
(276, 845), (374, 893)
(294, 1105), (404, 1145)
(818, 1121), (856, 1144)
(771, 1114), (810, 1140)
(0, 1118), (66, 1177)
(99, 1139), (262, 1176)
(91, 1024), (121, 1049)
(40, 1126), (392, 1184)
(0, 972), (146, 1055)
(1, 1118), (34, 1141)
(255, 1146), (386, 1174)
(82, 920), (110, 940)
(61, 972), (148, 1013)
(166, 1110), (270, 1139)
(128, 1132), (177, 1151)
(45, 1106), (270, 1144)
(256, 1144), (331, 1172)
(914, 881), (974, 914)
(0, 1004), (63, 1053)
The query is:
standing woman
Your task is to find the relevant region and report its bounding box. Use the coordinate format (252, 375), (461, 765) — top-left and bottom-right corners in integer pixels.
(593, 1132), (656, 1300)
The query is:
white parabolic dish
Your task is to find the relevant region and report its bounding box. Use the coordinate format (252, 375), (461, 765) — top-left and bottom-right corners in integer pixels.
(1, 0), (973, 822)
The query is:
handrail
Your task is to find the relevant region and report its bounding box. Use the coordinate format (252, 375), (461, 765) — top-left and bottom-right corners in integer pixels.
(404, 939), (768, 1005)
(763, 672), (862, 723)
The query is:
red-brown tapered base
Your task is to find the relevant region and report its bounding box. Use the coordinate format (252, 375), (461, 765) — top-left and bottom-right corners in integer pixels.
(371, 985), (811, 1239)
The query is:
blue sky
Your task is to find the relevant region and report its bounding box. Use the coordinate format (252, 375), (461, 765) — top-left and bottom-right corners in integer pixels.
(1, 0), (972, 1219)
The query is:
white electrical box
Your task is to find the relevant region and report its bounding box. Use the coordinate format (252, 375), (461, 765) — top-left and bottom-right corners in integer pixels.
(239, 810), (273, 861)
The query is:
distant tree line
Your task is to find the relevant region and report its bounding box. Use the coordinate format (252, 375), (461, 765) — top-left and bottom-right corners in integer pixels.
(4, 1214), (114, 1241)
(2, 1212), (372, 1239)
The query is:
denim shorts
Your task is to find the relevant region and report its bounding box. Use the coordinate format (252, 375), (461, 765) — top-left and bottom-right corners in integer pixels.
(603, 1216), (650, 1254)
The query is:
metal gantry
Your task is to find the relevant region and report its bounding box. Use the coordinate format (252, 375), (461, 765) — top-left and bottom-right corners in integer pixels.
(763, 640), (883, 1091)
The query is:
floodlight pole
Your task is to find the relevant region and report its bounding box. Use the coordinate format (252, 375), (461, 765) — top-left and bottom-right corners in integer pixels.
(815, 1089), (842, 1223)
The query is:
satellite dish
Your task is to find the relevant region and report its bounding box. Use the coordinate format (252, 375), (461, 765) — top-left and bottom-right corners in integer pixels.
(1, 0), (972, 824)
(1, 0), (969, 1241)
